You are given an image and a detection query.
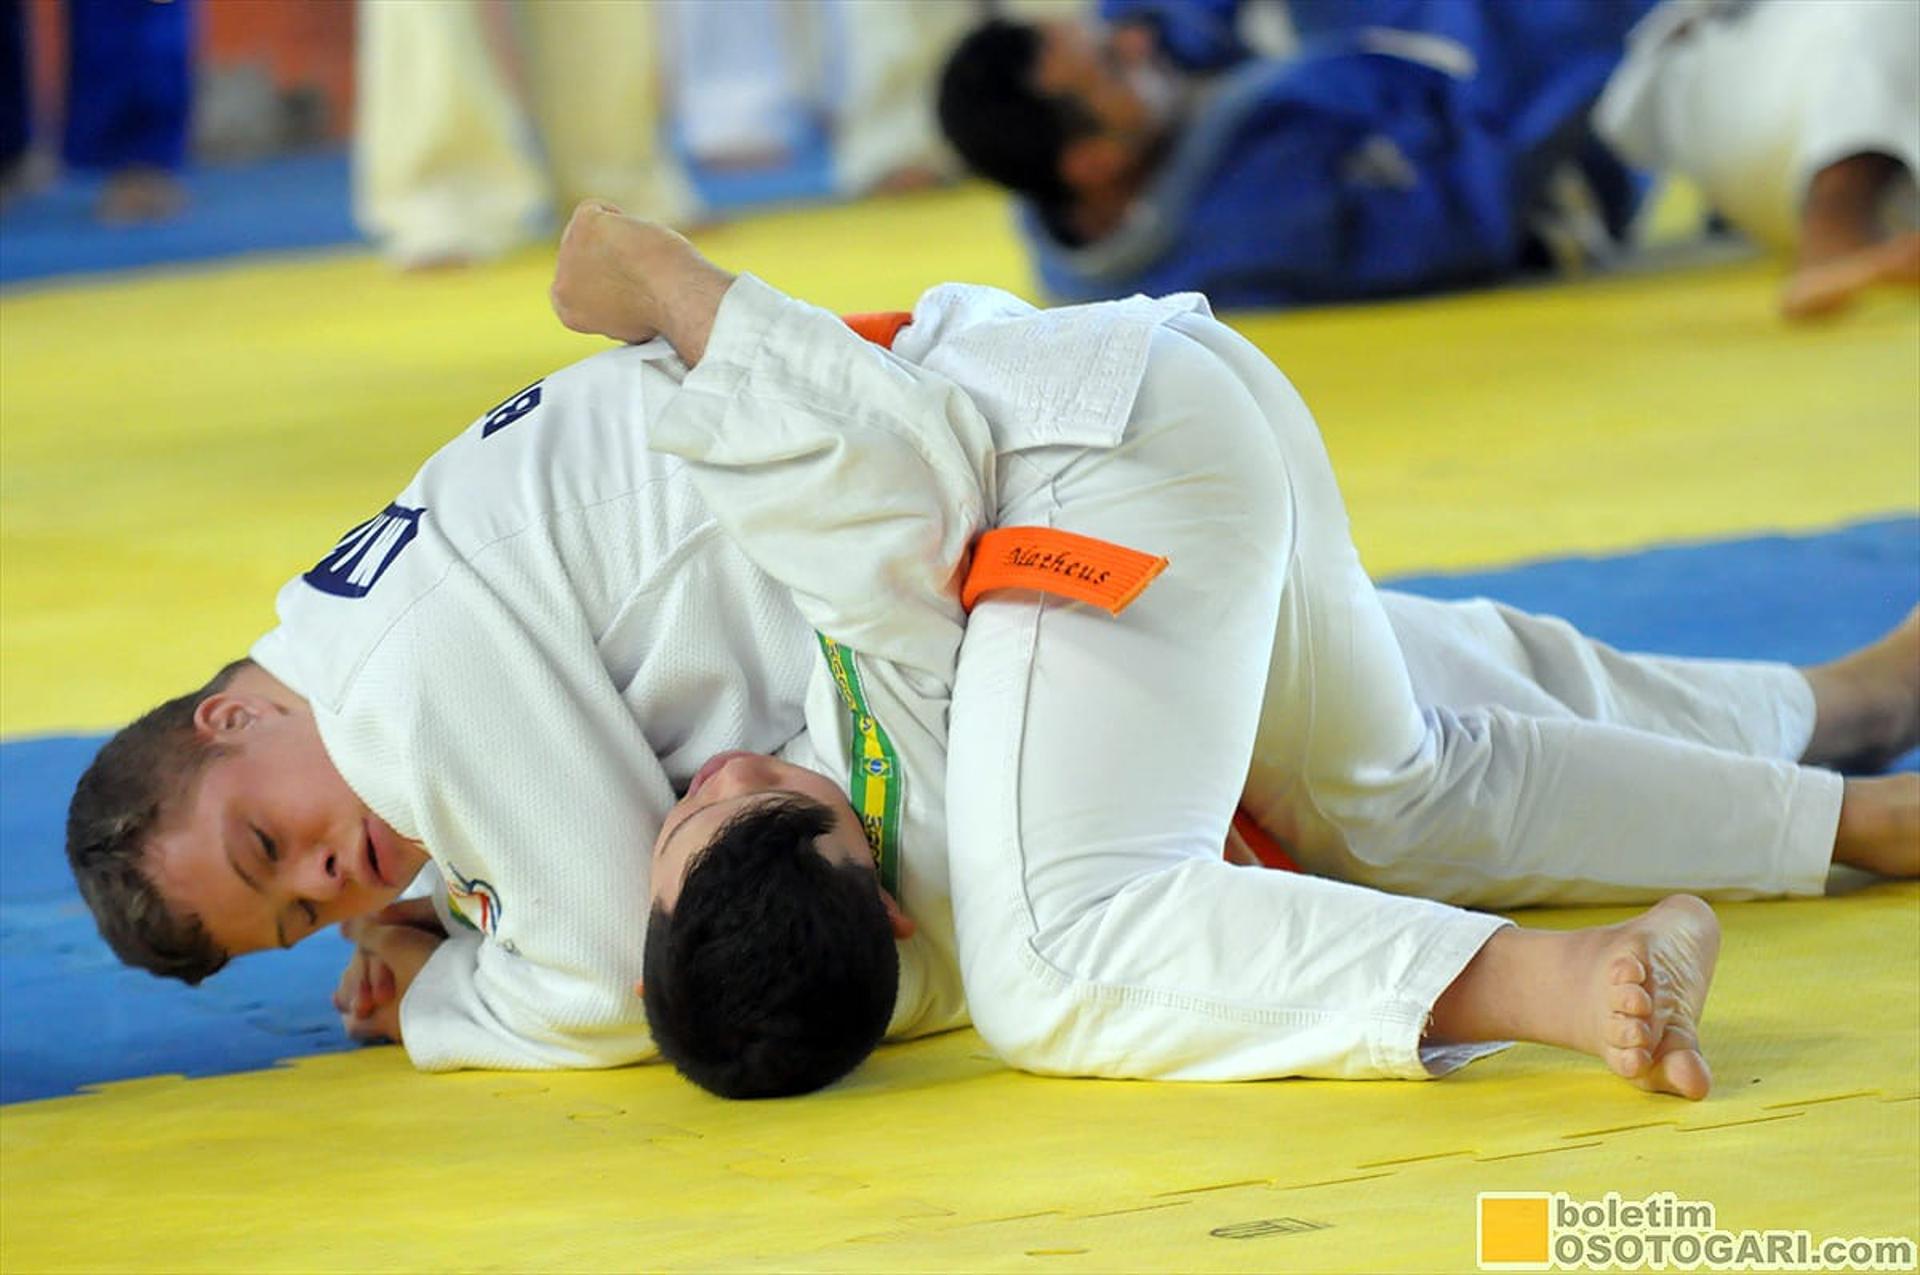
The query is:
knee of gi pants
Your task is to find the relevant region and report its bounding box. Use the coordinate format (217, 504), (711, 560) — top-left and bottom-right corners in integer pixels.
(957, 940), (1083, 1077)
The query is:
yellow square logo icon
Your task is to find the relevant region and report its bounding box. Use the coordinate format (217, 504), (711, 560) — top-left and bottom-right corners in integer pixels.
(1477, 1193), (1550, 1270)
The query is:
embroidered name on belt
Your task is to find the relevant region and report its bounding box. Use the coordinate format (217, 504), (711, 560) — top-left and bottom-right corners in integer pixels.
(962, 526), (1168, 615)
(817, 634), (902, 896)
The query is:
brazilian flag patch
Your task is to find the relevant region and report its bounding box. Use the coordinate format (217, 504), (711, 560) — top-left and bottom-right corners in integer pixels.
(817, 634), (902, 896)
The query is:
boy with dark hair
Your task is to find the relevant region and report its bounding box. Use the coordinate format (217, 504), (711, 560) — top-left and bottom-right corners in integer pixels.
(936, 4), (1650, 306)
(643, 781), (903, 1100)
(552, 203), (1917, 1102)
(932, 20), (1090, 220)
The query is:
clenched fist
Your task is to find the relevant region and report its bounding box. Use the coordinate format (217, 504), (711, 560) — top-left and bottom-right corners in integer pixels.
(550, 199), (735, 365)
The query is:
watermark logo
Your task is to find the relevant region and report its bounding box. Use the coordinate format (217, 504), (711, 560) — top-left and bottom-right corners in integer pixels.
(1476, 1192), (1916, 1271)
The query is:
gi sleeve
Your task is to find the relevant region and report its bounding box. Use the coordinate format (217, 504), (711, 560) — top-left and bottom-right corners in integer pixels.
(646, 273), (1000, 684)
(309, 587), (672, 1074)
(401, 930), (655, 1072)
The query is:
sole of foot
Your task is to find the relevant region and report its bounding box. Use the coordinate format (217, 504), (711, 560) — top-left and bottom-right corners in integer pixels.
(1592, 895), (1721, 1100)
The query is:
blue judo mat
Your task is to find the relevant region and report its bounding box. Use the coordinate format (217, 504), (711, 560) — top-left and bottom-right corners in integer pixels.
(0, 136), (837, 287)
(2, 516), (1915, 1104)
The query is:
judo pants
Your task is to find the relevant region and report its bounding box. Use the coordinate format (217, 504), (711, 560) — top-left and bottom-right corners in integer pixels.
(353, 0), (696, 267)
(946, 312), (1841, 1082)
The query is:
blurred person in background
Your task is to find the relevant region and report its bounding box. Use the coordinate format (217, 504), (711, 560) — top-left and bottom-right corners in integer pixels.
(937, 0), (1655, 306)
(354, 0), (1006, 270)
(1, 0), (194, 222)
(354, 0), (696, 269)
(1594, 0), (1920, 320)
(667, 0), (811, 174)
(1, 0), (26, 204)
(667, 0), (990, 198)
(824, 0), (985, 196)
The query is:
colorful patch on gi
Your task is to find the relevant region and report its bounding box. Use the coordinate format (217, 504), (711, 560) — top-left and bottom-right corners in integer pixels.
(817, 635), (902, 897)
(302, 503), (423, 599)
(439, 861), (502, 935)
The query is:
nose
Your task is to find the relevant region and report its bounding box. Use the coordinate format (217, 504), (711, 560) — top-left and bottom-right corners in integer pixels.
(292, 843), (346, 898)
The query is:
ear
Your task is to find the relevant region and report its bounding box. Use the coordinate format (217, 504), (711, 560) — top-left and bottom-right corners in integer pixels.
(633, 980), (645, 999)
(1059, 135), (1129, 193)
(879, 888), (917, 940)
(191, 691), (262, 741)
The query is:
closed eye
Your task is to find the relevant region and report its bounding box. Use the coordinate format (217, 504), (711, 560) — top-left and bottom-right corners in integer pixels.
(255, 827), (278, 864)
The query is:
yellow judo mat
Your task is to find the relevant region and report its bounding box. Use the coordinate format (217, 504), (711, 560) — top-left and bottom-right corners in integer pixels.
(3, 185), (1918, 1271)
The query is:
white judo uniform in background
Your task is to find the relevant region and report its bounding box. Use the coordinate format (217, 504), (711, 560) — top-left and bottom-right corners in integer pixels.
(650, 277), (1841, 1083)
(1595, 0), (1920, 251)
(354, 1), (696, 266)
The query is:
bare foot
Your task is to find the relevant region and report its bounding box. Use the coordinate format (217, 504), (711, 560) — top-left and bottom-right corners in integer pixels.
(95, 166), (185, 224)
(397, 252), (476, 273)
(1801, 606), (1920, 771)
(867, 164), (948, 196)
(1781, 232), (1920, 319)
(1585, 896), (1720, 1100)
(1835, 774), (1920, 876)
(1428, 896), (1720, 1100)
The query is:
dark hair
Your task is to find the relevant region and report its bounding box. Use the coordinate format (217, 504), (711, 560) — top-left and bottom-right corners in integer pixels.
(937, 18), (1095, 209)
(66, 658), (254, 985)
(643, 795), (899, 1099)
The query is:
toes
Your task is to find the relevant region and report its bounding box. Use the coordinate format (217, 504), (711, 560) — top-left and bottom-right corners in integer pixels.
(1605, 1044), (1651, 1079)
(1605, 1011), (1652, 1049)
(1658, 1021), (1704, 1059)
(1607, 952), (1646, 985)
(1652, 1048), (1713, 1101)
(1610, 981), (1654, 1016)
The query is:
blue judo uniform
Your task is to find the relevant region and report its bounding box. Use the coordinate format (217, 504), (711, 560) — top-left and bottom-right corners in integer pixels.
(1024, 0), (1655, 307)
(1, 0), (194, 177)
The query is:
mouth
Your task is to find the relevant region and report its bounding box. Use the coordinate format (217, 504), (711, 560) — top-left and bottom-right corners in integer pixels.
(363, 819), (387, 889)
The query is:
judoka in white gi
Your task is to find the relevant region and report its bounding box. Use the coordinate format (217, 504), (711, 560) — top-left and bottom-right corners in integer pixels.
(1595, 0), (1920, 318)
(65, 204), (1919, 1091)
(546, 205), (1920, 1101)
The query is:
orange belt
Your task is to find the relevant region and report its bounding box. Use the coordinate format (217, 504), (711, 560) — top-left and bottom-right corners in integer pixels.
(841, 310), (915, 349)
(1231, 807), (1302, 873)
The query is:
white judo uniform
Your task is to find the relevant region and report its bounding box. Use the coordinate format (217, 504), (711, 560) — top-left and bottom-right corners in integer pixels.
(249, 343), (819, 1070)
(252, 272), (1838, 1078)
(654, 275), (1842, 1083)
(1595, 0), (1920, 252)
(247, 297), (971, 1071)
